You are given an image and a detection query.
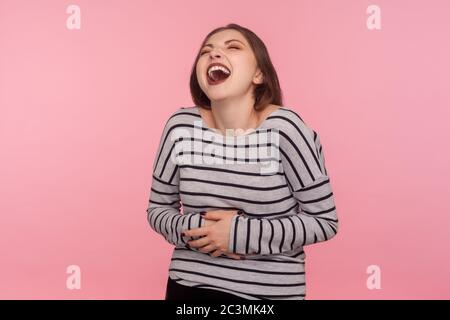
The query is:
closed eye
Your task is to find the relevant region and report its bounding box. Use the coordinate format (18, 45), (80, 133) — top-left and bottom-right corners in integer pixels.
(200, 46), (241, 55)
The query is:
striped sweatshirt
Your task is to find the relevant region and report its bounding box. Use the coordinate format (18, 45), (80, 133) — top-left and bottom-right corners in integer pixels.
(146, 105), (339, 300)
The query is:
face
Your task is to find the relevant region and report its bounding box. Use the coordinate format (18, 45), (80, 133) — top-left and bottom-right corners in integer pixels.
(196, 29), (264, 103)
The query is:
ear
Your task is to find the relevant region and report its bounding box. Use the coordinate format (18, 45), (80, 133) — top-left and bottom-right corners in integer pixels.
(253, 69), (264, 85)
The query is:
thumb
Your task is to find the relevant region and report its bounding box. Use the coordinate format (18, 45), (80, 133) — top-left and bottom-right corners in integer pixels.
(203, 211), (222, 220)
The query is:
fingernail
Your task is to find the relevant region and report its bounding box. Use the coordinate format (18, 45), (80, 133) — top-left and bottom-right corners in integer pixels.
(200, 211), (206, 216)
(181, 232), (185, 237)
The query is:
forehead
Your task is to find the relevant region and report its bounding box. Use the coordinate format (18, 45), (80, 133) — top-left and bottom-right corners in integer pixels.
(204, 29), (248, 46)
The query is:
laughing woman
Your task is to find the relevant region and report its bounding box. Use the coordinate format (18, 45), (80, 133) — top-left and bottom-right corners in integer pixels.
(146, 23), (339, 301)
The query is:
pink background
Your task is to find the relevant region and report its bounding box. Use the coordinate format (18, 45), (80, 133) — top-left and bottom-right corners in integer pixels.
(1, 0), (449, 299)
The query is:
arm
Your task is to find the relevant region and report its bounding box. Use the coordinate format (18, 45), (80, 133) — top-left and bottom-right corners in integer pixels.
(228, 113), (339, 255)
(146, 111), (205, 247)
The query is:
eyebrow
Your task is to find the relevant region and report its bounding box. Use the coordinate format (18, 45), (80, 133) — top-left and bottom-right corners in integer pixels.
(201, 39), (246, 49)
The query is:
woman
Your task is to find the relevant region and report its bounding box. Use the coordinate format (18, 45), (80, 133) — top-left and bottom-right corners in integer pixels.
(147, 23), (339, 300)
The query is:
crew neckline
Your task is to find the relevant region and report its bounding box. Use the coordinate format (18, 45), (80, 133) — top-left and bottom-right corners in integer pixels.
(194, 105), (284, 138)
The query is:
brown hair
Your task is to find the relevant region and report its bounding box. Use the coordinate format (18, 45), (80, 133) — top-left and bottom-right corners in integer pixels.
(189, 23), (283, 112)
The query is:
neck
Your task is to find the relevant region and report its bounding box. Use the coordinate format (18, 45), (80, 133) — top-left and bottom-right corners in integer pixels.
(209, 94), (259, 136)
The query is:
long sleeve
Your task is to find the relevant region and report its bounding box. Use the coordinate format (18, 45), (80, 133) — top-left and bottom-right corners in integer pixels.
(228, 113), (339, 255)
(146, 111), (206, 247)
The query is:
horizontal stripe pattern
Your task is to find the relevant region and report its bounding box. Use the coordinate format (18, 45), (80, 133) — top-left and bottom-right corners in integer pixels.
(169, 247), (306, 300)
(146, 106), (339, 300)
(228, 108), (339, 256)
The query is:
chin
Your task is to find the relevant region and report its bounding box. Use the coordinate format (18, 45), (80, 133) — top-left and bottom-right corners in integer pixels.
(204, 89), (232, 101)
(207, 94), (230, 102)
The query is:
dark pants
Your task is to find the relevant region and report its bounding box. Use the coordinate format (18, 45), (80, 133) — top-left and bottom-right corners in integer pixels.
(165, 277), (248, 301)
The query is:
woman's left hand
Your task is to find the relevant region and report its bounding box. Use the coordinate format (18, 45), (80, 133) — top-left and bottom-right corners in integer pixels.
(183, 210), (238, 258)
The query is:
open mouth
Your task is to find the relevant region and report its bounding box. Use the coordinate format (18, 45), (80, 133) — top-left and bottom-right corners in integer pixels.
(207, 65), (231, 85)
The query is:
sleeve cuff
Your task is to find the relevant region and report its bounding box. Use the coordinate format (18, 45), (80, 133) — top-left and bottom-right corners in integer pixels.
(228, 214), (240, 254)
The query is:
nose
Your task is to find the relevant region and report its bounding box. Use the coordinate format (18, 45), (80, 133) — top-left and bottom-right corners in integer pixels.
(208, 47), (224, 59)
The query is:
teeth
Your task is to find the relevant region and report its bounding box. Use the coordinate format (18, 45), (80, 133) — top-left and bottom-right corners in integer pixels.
(207, 65), (231, 78)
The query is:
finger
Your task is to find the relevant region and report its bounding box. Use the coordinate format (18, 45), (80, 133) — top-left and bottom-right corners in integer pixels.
(203, 211), (222, 221)
(183, 226), (209, 238)
(197, 244), (217, 254)
(223, 252), (239, 260)
(202, 218), (217, 227)
(228, 254), (242, 260)
(187, 237), (210, 248)
(210, 249), (224, 257)
(226, 253), (245, 260)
